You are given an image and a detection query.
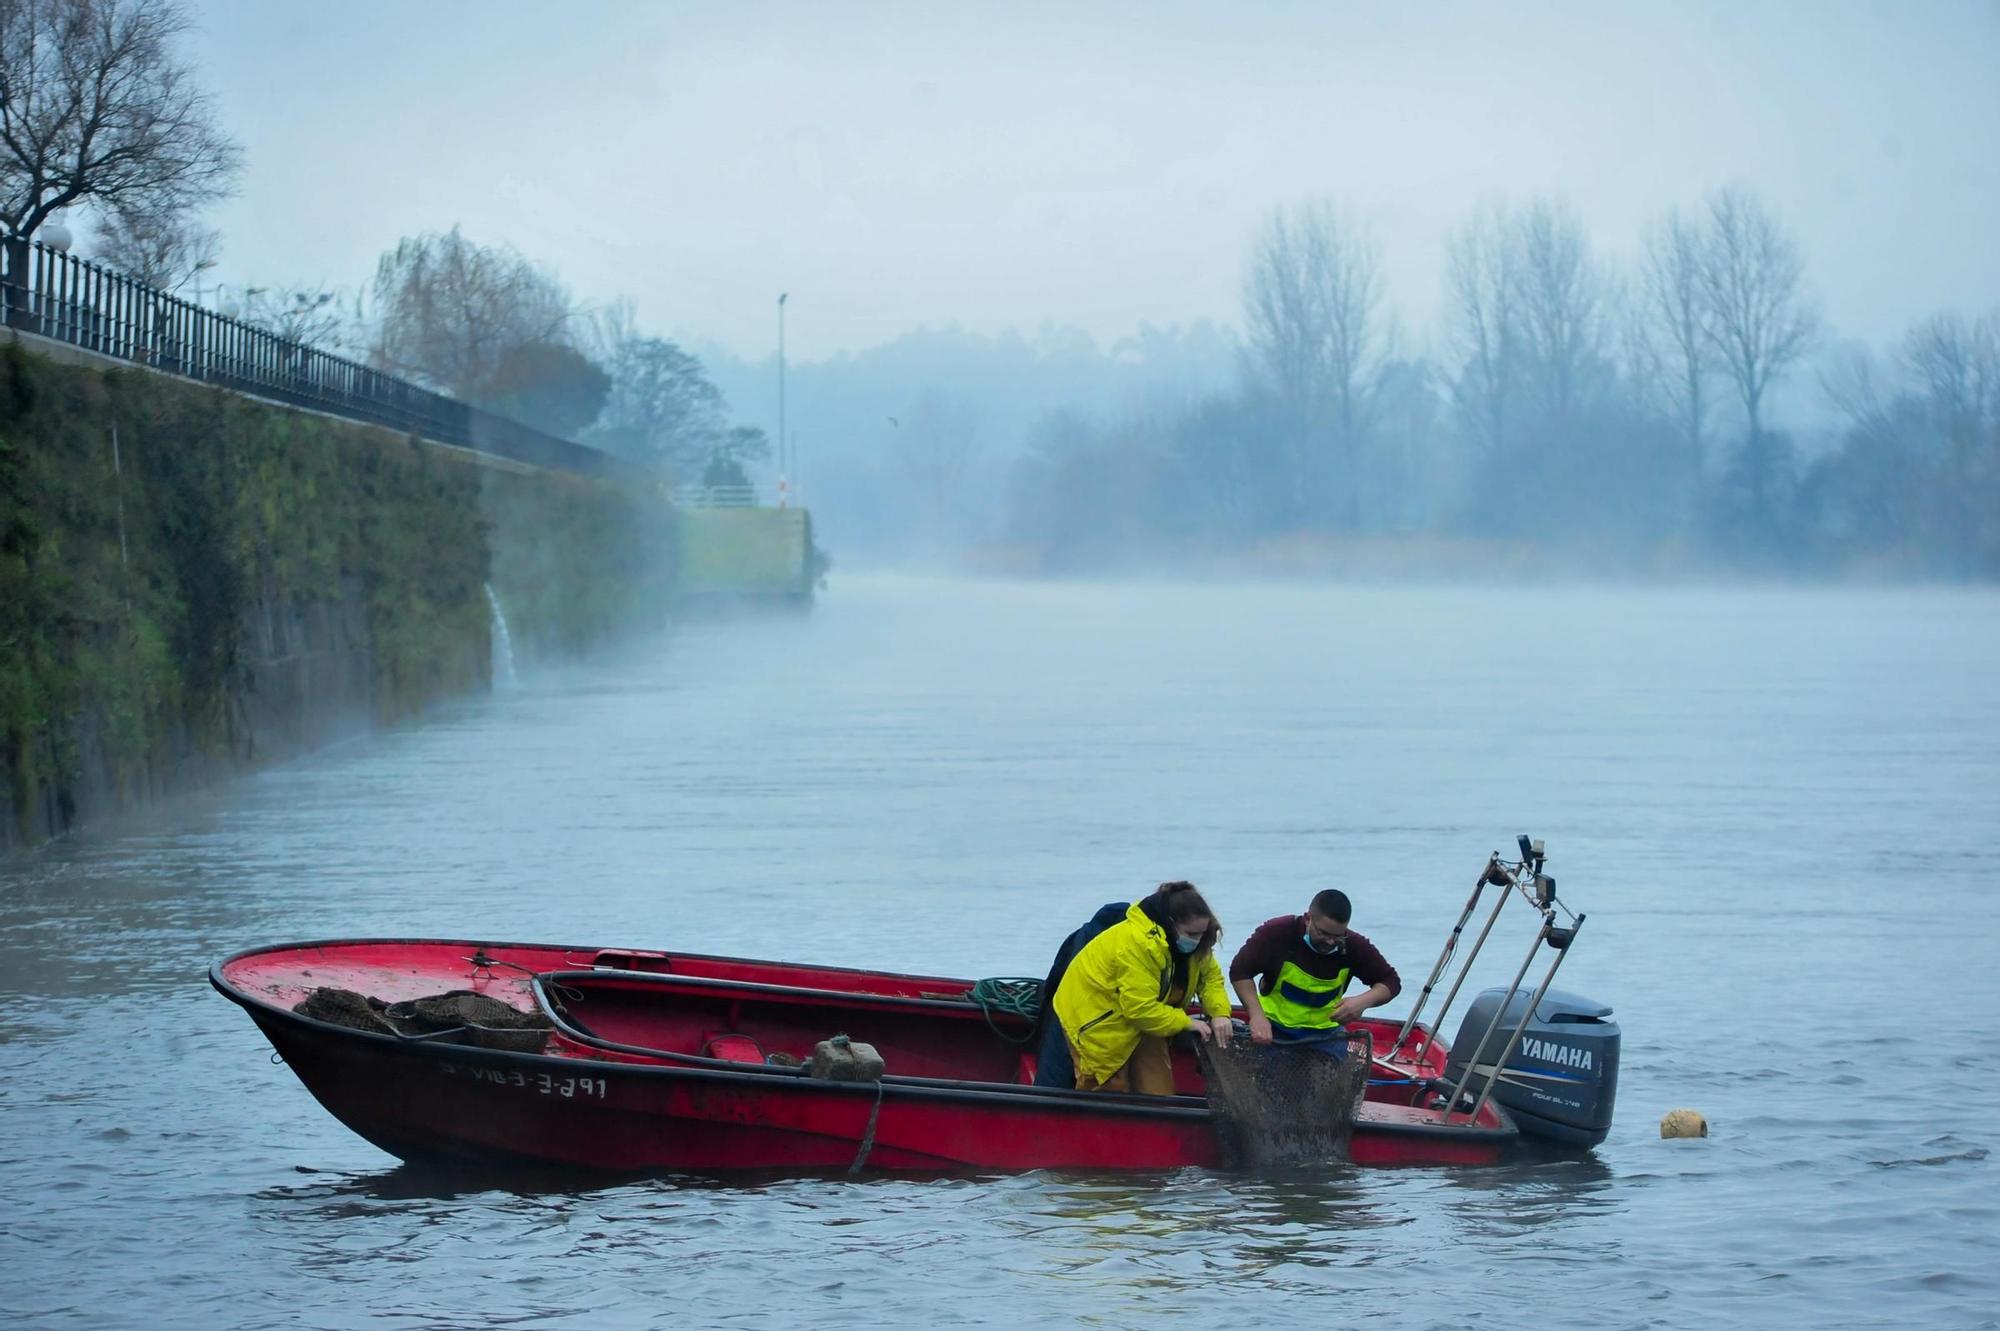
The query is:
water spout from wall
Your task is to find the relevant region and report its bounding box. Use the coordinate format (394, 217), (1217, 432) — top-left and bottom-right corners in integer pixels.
(485, 583), (518, 689)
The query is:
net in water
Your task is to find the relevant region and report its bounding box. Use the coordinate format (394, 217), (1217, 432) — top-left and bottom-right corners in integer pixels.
(1196, 1031), (1370, 1170)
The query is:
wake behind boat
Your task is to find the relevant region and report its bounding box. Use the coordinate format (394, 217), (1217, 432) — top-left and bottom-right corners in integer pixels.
(210, 839), (1617, 1174)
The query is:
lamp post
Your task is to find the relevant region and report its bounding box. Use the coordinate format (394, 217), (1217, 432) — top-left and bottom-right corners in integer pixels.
(777, 292), (789, 508)
(185, 259), (220, 307)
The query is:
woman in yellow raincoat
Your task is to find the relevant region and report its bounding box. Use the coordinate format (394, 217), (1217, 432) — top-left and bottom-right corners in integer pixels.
(1050, 881), (1232, 1094)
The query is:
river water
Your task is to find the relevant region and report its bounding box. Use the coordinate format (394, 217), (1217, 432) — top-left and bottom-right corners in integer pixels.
(3, 575), (1996, 1329)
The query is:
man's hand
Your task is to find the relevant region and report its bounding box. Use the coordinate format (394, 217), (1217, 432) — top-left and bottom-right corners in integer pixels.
(1334, 983), (1394, 1027)
(1332, 995), (1374, 1026)
(1247, 1012), (1275, 1045)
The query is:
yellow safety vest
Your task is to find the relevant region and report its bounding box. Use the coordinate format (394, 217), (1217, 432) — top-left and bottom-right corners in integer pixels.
(1258, 958), (1352, 1035)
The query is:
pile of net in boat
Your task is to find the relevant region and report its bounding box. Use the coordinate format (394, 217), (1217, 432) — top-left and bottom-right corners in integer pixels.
(293, 987), (553, 1053)
(1195, 1030), (1370, 1170)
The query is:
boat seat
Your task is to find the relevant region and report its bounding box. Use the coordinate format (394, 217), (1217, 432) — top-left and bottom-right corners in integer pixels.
(701, 1032), (766, 1064)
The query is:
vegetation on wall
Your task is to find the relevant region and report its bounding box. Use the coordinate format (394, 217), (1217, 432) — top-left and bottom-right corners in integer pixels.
(481, 464), (678, 661)
(0, 343), (675, 847)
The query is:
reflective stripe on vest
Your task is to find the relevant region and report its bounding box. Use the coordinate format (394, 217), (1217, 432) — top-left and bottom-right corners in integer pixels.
(1258, 958), (1351, 1032)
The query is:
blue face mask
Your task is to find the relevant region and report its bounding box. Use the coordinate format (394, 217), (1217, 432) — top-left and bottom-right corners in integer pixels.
(1174, 934), (1200, 955)
(1304, 931), (1345, 956)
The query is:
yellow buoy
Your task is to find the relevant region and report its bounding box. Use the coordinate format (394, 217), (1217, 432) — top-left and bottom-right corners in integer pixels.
(1660, 1108), (1708, 1138)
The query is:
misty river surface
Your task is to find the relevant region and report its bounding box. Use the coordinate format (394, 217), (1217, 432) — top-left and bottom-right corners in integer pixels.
(3, 575), (1997, 1330)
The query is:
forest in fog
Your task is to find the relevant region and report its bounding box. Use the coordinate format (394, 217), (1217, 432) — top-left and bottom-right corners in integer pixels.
(730, 187), (1996, 578)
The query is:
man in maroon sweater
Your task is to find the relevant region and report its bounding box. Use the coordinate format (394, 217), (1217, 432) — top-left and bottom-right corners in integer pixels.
(1229, 889), (1401, 1048)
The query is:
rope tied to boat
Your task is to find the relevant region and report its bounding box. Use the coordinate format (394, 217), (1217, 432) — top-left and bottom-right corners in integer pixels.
(849, 1079), (886, 1176)
(966, 977), (1042, 1045)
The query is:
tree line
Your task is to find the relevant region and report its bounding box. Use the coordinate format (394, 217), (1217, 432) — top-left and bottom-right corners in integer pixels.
(1007, 191), (1997, 575)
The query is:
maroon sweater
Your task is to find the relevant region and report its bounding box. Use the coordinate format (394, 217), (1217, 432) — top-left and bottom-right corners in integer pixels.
(1228, 914), (1402, 1001)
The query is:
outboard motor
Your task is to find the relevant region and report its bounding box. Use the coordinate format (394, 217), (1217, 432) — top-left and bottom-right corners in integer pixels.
(1444, 987), (1619, 1148)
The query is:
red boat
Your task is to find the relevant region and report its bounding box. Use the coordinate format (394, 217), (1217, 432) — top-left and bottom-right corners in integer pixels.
(213, 839), (1617, 1175)
(213, 936), (1524, 1172)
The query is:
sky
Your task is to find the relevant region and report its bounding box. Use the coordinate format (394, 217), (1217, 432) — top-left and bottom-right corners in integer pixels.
(186, 1), (1999, 364)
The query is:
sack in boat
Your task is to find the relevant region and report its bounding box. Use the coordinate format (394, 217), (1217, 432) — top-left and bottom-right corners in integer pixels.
(296, 986), (552, 1053)
(805, 1033), (885, 1082)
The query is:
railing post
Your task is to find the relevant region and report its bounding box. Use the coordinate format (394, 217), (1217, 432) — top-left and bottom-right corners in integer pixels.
(4, 236), (38, 333)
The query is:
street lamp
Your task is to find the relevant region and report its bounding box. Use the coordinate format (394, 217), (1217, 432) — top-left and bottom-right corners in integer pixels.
(777, 292), (788, 508)
(184, 259), (220, 306)
(215, 283), (263, 320)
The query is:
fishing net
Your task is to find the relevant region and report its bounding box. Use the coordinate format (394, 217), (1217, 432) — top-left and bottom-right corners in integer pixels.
(1195, 1031), (1370, 1170)
(293, 986), (552, 1052)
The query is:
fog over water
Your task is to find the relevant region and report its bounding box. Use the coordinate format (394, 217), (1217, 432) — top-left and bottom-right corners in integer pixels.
(3, 577), (1996, 1328)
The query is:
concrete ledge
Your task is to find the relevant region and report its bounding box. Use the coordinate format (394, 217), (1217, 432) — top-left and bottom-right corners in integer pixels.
(679, 507), (813, 599)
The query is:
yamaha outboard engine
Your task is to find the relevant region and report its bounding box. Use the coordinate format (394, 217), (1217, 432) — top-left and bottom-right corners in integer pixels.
(1444, 987), (1619, 1147)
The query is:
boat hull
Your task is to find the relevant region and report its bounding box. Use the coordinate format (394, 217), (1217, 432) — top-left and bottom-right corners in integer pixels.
(219, 939), (1515, 1175)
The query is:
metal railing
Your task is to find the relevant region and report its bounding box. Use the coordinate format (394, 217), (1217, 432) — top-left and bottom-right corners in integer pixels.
(1, 234), (629, 479)
(674, 483), (761, 508)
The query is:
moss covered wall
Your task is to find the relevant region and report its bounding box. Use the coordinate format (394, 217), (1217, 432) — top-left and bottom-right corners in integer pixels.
(677, 507), (817, 601)
(481, 465), (677, 661)
(0, 343), (676, 851)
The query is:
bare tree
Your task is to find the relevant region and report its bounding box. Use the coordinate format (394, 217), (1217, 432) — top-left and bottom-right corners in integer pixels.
(87, 198), (215, 292)
(892, 387), (983, 533)
(1904, 309), (2000, 458)
(1817, 341), (1895, 439)
(1904, 308), (2000, 557)
(1445, 200), (1521, 454)
(1243, 200), (1383, 437)
(241, 283), (344, 346)
(1512, 198), (1610, 418)
(1638, 207), (1715, 468)
(369, 227), (577, 400)
(0, 0), (240, 240)
(1696, 186), (1819, 528)
(1817, 311), (2000, 572)
(1242, 200), (1384, 525)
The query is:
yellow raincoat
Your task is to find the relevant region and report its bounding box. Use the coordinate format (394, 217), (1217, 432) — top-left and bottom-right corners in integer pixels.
(1051, 901), (1232, 1088)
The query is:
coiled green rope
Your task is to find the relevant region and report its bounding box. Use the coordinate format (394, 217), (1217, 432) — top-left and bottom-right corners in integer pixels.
(967, 977), (1043, 1044)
